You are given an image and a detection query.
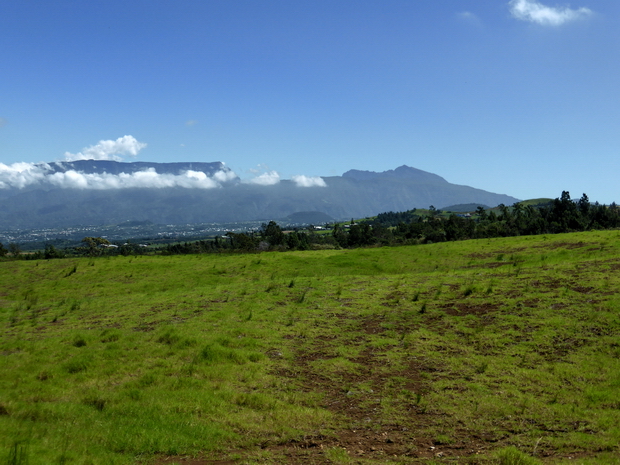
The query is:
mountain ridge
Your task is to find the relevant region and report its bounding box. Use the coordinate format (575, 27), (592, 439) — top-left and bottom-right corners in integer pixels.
(46, 160), (232, 177)
(0, 160), (519, 229)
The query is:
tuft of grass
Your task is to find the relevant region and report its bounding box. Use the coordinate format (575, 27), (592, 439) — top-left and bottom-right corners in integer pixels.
(297, 290), (308, 304)
(200, 343), (247, 365)
(5, 440), (30, 465)
(462, 283), (475, 297)
(156, 328), (180, 345)
(494, 446), (541, 465)
(324, 447), (352, 464)
(63, 356), (90, 374)
(82, 394), (107, 412)
(64, 265), (77, 277)
(72, 335), (87, 348)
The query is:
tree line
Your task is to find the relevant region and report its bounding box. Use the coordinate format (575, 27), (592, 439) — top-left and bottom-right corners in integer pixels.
(1, 191), (618, 259)
(159, 191), (620, 253)
(152, 191), (620, 253)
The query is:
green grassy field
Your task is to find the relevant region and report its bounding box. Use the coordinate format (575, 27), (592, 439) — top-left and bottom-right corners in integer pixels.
(2, 230), (620, 464)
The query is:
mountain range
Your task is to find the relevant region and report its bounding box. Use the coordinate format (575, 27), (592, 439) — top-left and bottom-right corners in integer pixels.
(0, 161), (519, 229)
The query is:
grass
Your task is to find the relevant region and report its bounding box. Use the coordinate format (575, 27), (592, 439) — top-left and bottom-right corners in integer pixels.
(1, 230), (620, 463)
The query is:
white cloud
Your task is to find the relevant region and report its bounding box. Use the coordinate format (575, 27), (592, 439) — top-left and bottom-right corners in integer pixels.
(291, 175), (327, 188)
(0, 162), (48, 189)
(243, 171), (280, 186)
(0, 162), (237, 190)
(509, 0), (592, 26)
(0, 117), (7, 128)
(44, 168), (227, 190)
(64, 135), (147, 161)
(212, 169), (238, 183)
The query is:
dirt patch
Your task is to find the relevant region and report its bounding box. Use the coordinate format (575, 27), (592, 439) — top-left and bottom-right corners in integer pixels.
(466, 247), (527, 260)
(533, 241), (590, 250)
(570, 285), (594, 294)
(530, 278), (564, 290)
(437, 302), (501, 317)
(153, 458), (237, 465)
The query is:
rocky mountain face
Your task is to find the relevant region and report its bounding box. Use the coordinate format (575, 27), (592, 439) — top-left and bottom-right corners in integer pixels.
(0, 161), (519, 229)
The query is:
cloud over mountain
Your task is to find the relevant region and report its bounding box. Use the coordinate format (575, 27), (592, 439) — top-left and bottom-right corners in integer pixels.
(0, 135), (328, 191)
(244, 171), (281, 186)
(0, 136), (242, 190)
(0, 162), (235, 190)
(46, 169), (226, 190)
(292, 175), (327, 187)
(0, 162), (49, 189)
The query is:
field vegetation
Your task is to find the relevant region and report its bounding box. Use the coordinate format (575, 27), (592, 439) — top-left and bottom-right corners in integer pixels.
(1, 230), (620, 464)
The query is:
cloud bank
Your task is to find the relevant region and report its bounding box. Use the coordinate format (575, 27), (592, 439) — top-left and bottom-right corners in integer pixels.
(0, 163), (236, 190)
(509, 0), (592, 26)
(64, 135), (147, 161)
(46, 169), (228, 190)
(0, 162), (49, 189)
(0, 135), (236, 190)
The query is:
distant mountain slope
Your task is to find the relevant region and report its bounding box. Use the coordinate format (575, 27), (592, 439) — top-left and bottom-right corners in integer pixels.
(0, 162), (519, 229)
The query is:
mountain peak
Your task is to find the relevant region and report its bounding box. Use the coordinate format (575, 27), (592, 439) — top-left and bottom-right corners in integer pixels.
(342, 165), (447, 183)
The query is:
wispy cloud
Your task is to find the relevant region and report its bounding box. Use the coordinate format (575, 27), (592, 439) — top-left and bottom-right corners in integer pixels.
(291, 175), (327, 188)
(457, 11), (482, 25)
(0, 117), (7, 128)
(64, 135), (147, 162)
(509, 0), (593, 26)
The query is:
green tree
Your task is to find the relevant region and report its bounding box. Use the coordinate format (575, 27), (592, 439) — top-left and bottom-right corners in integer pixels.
(8, 243), (21, 258)
(227, 232), (259, 252)
(261, 221), (285, 247)
(80, 237), (111, 256)
(44, 244), (64, 259)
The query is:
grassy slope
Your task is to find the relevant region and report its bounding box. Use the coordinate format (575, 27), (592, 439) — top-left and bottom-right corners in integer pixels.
(1, 231), (620, 464)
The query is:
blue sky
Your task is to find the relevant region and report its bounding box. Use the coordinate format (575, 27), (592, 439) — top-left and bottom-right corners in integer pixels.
(1, 0), (619, 202)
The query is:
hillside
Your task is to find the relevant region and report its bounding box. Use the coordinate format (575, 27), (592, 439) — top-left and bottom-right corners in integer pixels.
(0, 162), (518, 229)
(1, 231), (620, 463)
